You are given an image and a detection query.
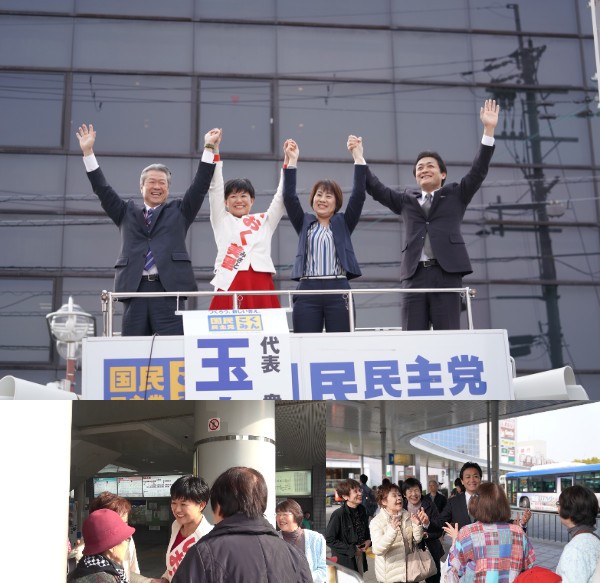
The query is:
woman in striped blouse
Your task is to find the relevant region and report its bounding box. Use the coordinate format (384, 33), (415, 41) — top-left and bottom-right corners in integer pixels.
(283, 137), (366, 332)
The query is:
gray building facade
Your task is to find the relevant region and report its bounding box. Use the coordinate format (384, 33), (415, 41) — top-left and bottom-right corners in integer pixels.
(1, 1), (598, 393)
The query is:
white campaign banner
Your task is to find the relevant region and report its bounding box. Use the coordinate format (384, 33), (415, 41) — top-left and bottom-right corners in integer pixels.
(82, 329), (513, 400)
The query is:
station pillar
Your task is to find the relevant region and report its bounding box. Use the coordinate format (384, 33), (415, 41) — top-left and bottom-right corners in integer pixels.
(193, 401), (276, 524)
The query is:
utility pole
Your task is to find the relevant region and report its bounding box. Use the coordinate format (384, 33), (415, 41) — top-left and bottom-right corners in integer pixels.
(489, 4), (564, 368)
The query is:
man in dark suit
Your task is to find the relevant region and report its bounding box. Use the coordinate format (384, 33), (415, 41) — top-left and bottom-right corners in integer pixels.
(358, 99), (500, 330)
(427, 479), (447, 514)
(441, 461), (532, 534)
(76, 124), (220, 336)
(440, 462), (482, 530)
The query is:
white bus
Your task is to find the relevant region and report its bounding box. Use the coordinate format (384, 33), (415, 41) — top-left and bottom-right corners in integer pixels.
(505, 463), (600, 512)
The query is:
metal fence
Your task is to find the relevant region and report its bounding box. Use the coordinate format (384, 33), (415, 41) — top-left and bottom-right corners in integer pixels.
(100, 286), (477, 337)
(524, 511), (600, 543)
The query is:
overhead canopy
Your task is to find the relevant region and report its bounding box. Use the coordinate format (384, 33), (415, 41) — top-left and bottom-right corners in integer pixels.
(326, 400), (583, 461)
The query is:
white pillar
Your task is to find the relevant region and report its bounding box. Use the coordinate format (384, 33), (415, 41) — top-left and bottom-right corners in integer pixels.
(193, 402), (276, 525)
(0, 402), (72, 579)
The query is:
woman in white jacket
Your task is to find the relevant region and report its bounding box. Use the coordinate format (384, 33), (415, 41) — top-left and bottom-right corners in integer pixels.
(370, 481), (424, 583)
(207, 129), (287, 310)
(160, 475), (213, 582)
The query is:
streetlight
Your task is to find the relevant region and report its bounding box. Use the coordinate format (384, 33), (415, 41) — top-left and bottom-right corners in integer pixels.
(46, 297), (95, 392)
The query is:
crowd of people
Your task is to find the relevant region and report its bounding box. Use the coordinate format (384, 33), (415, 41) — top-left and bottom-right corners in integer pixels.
(76, 99), (500, 335)
(326, 466), (600, 583)
(66, 461), (600, 582)
(68, 467), (323, 583)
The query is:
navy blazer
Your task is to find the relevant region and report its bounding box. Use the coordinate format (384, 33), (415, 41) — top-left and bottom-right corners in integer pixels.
(88, 161), (215, 293)
(366, 143), (494, 281)
(283, 165), (366, 281)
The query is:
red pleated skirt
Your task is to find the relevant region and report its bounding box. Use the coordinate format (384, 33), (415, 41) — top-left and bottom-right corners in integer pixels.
(209, 267), (281, 310)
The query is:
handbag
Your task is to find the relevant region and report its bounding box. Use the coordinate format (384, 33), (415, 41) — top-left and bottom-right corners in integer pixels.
(405, 544), (438, 583)
(399, 519), (437, 583)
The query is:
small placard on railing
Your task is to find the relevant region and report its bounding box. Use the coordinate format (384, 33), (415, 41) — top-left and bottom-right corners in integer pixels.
(182, 309), (293, 400)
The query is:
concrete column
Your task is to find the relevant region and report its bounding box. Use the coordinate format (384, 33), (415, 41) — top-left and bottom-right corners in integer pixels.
(193, 402), (276, 525)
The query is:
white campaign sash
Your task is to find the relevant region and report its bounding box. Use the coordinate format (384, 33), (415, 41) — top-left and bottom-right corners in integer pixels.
(210, 212), (267, 291)
(165, 531), (200, 581)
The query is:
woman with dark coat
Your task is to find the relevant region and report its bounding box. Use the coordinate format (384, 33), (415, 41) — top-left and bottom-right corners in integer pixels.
(325, 478), (371, 574)
(402, 477), (445, 583)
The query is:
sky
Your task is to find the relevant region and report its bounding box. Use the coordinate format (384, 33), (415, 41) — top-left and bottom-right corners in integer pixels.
(512, 402), (600, 462)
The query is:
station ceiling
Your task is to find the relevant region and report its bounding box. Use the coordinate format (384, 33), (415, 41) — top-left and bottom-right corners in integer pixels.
(70, 401), (324, 490)
(70, 400), (583, 490)
(326, 400), (584, 459)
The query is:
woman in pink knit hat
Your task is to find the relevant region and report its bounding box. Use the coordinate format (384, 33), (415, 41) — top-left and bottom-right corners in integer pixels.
(68, 508), (135, 583)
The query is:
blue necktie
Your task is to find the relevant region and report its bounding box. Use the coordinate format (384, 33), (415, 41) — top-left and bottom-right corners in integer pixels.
(144, 208), (156, 271)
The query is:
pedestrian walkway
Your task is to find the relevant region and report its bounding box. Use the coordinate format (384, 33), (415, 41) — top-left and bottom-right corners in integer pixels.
(360, 537), (564, 582)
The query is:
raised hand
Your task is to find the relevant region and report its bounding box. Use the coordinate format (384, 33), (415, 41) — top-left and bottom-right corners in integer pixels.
(284, 138), (299, 165)
(480, 99), (500, 135)
(347, 134), (365, 164)
(416, 507), (430, 527)
(76, 123), (96, 156)
(205, 127), (222, 150)
(442, 521), (460, 543)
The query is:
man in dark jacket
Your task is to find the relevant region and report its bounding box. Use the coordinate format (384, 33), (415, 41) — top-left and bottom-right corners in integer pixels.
(427, 479), (448, 514)
(172, 466), (312, 583)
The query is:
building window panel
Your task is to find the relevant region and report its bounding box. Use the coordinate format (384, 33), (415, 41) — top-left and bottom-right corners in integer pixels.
(76, 0), (194, 18)
(0, 222), (62, 269)
(0, 278), (54, 364)
(469, 0), (579, 35)
(0, 16), (73, 68)
(70, 74), (193, 154)
(194, 24), (276, 75)
(73, 19), (194, 72)
(394, 87), (479, 162)
(195, 0), (275, 21)
(0, 154), (67, 212)
(0, 73), (64, 148)
(278, 0), (391, 26)
(278, 27), (392, 80)
(278, 81), (396, 160)
(199, 80), (272, 154)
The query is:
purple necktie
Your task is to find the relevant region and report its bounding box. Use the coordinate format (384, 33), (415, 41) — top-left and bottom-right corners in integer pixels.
(423, 193), (434, 259)
(144, 208), (155, 271)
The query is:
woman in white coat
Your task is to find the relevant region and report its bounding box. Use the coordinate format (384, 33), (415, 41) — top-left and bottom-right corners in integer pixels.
(370, 481), (424, 583)
(207, 129), (286, 310)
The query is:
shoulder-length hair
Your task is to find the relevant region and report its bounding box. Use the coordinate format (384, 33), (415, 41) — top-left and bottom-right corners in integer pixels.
(559, 485), (599, 527)
(376, 481), (401, 508)
(469, 482), (511, 523)
(276, 499), (304, 527)
(309, 179), (343, 213)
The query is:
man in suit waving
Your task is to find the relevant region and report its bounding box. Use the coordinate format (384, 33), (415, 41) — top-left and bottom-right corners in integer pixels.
(76, 124), (221, 336)
(356, 99), (500, 330)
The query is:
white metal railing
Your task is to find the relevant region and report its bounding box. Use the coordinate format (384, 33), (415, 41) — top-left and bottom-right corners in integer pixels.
(100, 286), (476, 337)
